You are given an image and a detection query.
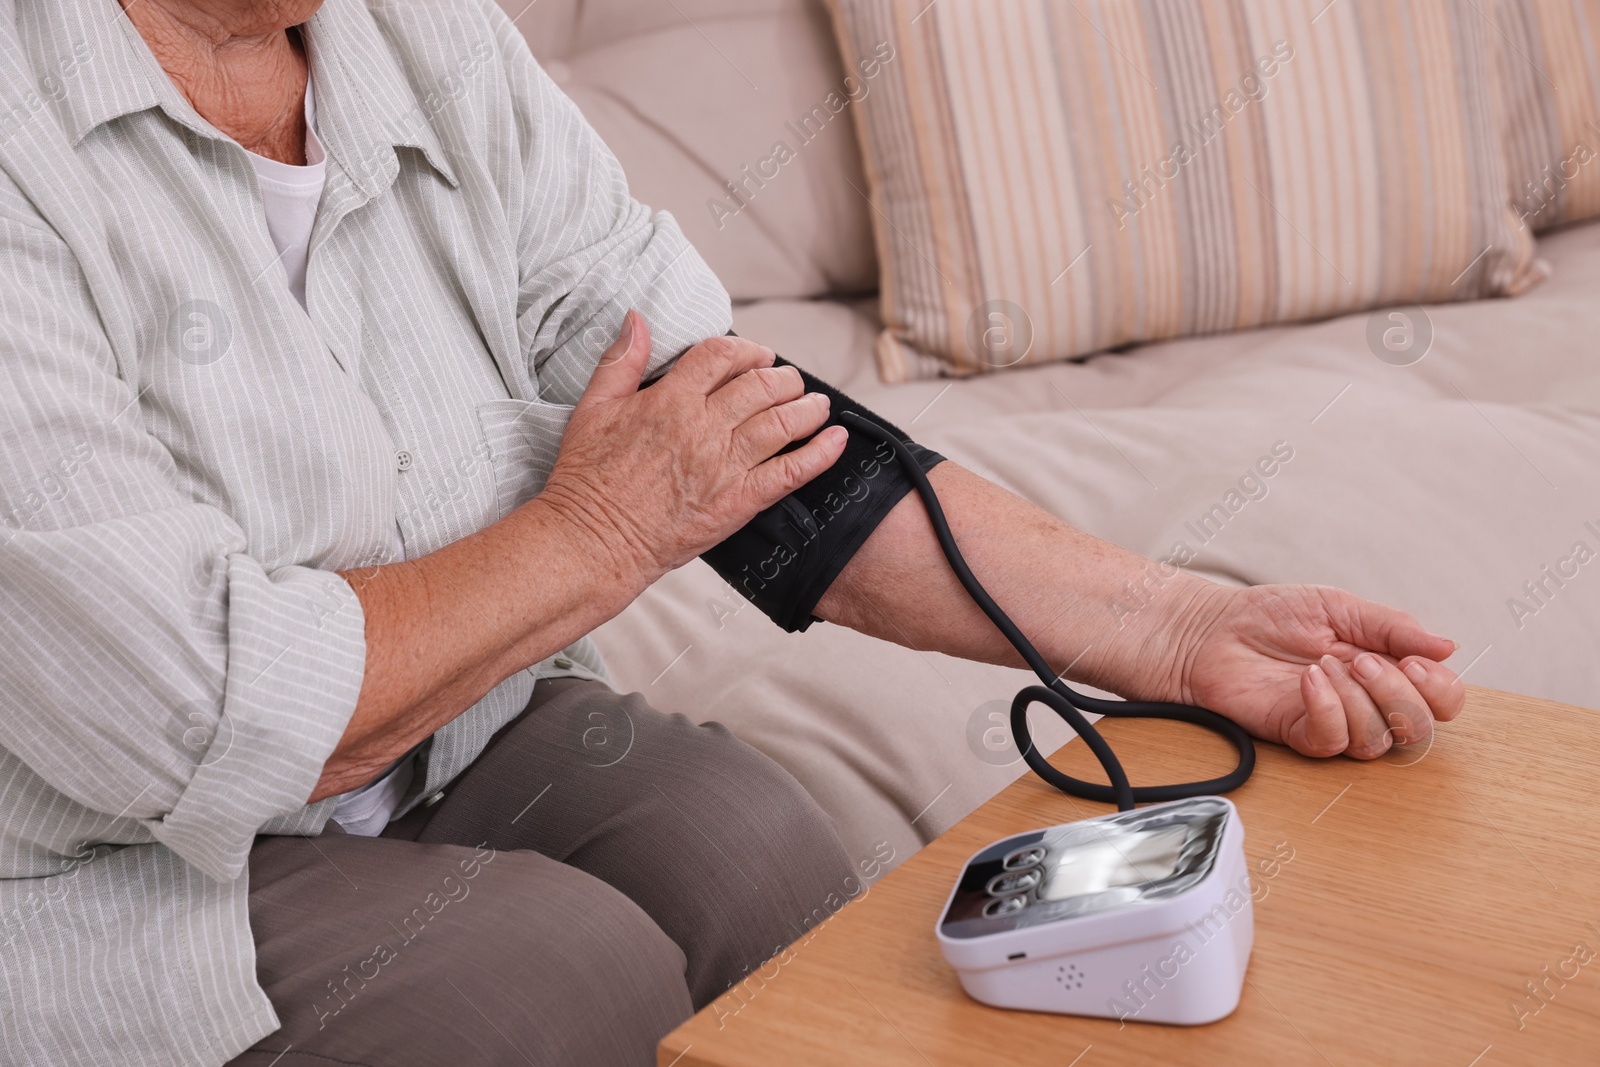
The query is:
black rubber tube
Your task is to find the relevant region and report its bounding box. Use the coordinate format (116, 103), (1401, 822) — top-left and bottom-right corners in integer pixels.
(838, 411), (1254, 811)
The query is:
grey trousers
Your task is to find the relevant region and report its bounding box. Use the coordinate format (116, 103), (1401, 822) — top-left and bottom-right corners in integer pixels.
(224, 678), (856, 1067)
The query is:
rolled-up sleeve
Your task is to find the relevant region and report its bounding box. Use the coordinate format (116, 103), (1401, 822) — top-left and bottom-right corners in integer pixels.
(0, 214), (366, 884)
(484, 3), (733, 406)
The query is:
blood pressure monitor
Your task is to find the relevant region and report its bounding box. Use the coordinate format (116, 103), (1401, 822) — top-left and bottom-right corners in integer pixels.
(936, 797), (1253, 1025)
(839, 413), (1260, 1025)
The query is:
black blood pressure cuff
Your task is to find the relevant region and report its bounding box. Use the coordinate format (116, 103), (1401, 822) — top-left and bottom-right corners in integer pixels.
(698, 353), (945, 633)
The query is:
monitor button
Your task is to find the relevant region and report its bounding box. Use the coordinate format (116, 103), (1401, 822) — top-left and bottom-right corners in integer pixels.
(1002, 845), (1047, 871)
(986, 869), (1043, 896)
(983, 894), (1027, 919)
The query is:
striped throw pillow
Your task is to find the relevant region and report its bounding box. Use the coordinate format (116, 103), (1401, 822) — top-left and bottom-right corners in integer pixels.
(1496, 0), (1600, 230)
(828, 0), (1544, 380)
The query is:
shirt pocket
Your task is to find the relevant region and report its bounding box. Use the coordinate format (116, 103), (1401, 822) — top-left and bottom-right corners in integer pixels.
(475, 398), (574, 520)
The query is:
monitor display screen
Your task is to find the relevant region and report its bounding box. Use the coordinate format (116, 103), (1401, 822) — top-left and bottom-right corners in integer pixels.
(939, 798), (1231, 939)
(1037, 826), (1189, 901)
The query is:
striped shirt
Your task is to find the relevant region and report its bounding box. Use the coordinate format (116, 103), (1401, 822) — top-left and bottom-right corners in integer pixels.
(0, 1), (731, 1063)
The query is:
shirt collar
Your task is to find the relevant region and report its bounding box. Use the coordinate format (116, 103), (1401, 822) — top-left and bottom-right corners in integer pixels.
(19, 1), (171, 147)
(26, 0), (457, 192)
(300, 0), (459, 193)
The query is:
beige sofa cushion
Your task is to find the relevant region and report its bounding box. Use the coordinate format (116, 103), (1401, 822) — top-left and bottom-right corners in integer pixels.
(495, 0), (879, 301)
(1496, 0), (1600, 230)
(826, 0), (1544, 380)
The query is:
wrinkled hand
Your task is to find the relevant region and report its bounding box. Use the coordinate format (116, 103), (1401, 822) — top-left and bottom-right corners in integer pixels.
(1172, 584), (1467, 759)
(539, 311), (847, 587)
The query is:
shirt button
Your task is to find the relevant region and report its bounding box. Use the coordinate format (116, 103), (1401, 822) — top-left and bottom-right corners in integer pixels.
(395, 450), (414, 472)
(422, 790), (445, 808)
(553, 656), (574, 670)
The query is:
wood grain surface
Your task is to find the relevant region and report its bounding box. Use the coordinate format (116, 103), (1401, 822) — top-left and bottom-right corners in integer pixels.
(660, 686), (1600, 1066)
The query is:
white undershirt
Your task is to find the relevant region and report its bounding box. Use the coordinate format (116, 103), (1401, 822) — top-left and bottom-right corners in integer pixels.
(243, 76), (415, 835)
(245, 79), (325, 309)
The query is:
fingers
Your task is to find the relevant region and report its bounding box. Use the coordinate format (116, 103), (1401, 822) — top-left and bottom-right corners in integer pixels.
(666, 335), (776, 396)
(1317, 654), (1393, 759)
(746, 425), (849, 506)
(1335, 592), (1457, 665)
(1349, 652), (1434, 748)
(732, 392), (832, 465)
(1292, 651), (1464, 761)
(711, 364), (807, 425)
(1286, 662), (1349, 758)
(578, 310), (651, 406)
(1399, 656), (1467, 722)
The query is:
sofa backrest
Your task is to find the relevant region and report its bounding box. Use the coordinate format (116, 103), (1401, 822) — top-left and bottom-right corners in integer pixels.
(496, 0), (877, 302)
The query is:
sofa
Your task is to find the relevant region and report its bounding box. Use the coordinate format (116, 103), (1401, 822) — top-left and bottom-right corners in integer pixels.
(496, 0), (1600, 875)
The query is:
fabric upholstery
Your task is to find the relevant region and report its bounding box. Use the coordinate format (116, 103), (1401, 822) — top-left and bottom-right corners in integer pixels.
(826, 0), (1546, 380)
(1495, 0), (1600, 230)
(496, 0), (881, 301)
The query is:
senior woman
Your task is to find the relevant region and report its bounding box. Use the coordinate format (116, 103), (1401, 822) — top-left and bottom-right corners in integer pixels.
(0, 1), (1466, 1065)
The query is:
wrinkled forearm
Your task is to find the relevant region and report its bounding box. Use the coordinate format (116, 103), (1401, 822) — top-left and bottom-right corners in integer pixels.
(314, 494), (647, 802)
(814, 462), (1217, 701)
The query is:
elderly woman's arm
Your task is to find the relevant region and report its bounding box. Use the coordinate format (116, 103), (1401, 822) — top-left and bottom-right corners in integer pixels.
(813, 463), (1467, 759)
(317, 317), (840, 800)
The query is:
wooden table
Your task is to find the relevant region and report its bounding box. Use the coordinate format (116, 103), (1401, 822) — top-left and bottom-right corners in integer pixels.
(660, 687), (1600, 1066)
